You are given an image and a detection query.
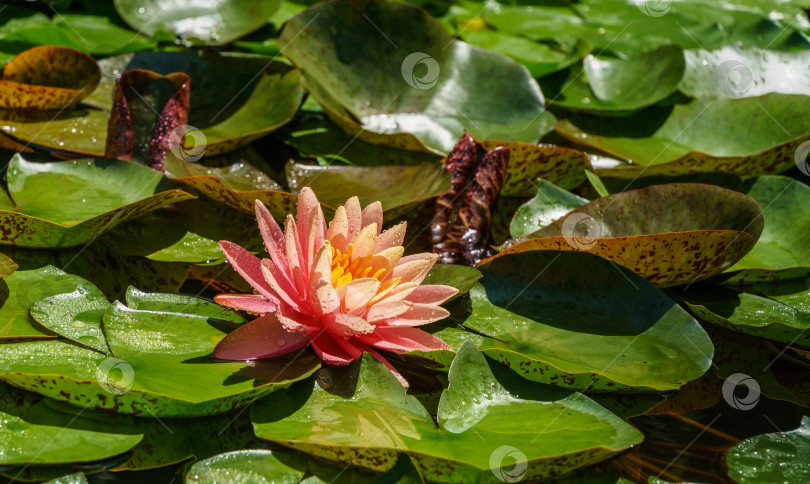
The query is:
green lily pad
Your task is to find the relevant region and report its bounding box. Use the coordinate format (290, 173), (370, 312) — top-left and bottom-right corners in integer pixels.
(186, 450), (307, 483)
(0, 384), (143, 465)
(557, 94), (810, 178)
(498, 183), (763, 287)
(278, 0), (553, 154)
(680, 45), (810, 99)
(0, 287), (319, 417)
(252, 343), (642, 482)
(30, 286), (110, 353)
(465, 250), (713, 392)
(286, 161), (449, 220)
(682, 282), (810, 348)
(0, 154), (196, 248)
(278, 112), (441, 166)
(0, 266), (107, 340)
(421, 263), (481, 300)
(44, 473), (88, 484)
(725, 176), (810, 283)
(460, 29), (589, 78)
(113, 0), (282, 45)
(0, 105), (110, 157)
(544, 45), (685, 112)
(509, 179), (587, 238)
(726, 416), (810, 483)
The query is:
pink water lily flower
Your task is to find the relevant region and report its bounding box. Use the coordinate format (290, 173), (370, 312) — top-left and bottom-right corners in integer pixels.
(213, 188), (457, 386)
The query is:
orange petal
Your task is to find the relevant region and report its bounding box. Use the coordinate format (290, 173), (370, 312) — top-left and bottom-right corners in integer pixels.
(260, 259), (305, 313)
(284, 215), (307, 295)
(327, 205), (349, 252)
(393, 253), (438, 283)
(375, 222), (406, 254)
(344, 196), (362, 242)
(366, 300), (413, 322)
(349, 223), (377, 261)
(213, 313), (308, 360)
(358, 326), (452, 353)
(214, 294), (277, 314)
(338, 278), (382, 313)
(254, 200), (288, 274)
(383, 304), (450, 327)
(219, 241), (277, 302)
(361, 201), (383, 234)
(325, 312), (375, 337)
(309, 330), (356, 365)
(405, 285), (458, 305)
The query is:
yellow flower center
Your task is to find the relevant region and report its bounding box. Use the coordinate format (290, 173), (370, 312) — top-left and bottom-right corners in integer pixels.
(330, 245), (401, 301)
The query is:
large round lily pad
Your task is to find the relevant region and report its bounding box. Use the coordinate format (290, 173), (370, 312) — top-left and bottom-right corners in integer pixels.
(557, 94), (810, 178)
(0, 154), (195, 248)
(464, 250), (713, 392)
(113, 0), (282, 45)
(252, 343), (642, 483)
(497, 183), (763, 287)
(278, 0), (553, 154)
(727, 416), (810, 483)
(0, 286), (319, 417)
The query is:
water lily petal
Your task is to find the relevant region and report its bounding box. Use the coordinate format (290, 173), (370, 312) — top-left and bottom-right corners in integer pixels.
(375, 222), (406, 254)
(297, 187), (326, 269)
(361, 201), (383, 234)
(368, 246), (403, 277)
(358, 326), (452, 353)
(308, 243), (340, 316)
(325, 312), (375, 337)
(214, 294), (277, 314)
(255, 200), (289, 275)
(219, 241), (278, 302)
(261, 259), (306, 313)
(309, 330), (356, 365)
(284, 214), (307, 295)
(393, 253), (438, 283)
(213, 313), (308, 360)
(349, 222), (377, 261)
(277, 307), (320, 333)
(337, 277), (381, 312)
(367, 281), (418, 307)
(344, 196), (362, 243)
(366, 299), (413, 322)
(405, 285), (458, 305)
(326, 205), (349, 252)
(384, 303), (450, 327)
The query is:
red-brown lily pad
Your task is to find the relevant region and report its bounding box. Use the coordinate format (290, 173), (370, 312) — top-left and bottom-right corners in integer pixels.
(0, 46), (100, 110)
(493, 183), (764, 287)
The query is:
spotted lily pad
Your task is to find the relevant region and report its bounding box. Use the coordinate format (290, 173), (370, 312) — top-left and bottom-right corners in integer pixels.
(252, 343), (642, 482)
(0, 45), (100, 109)
(464, 250), (713, 392)
(0, 286), (319, 417)
(113, 0), (282, 45)
(278, 0), (553, 154)
(0, 154), (195, 248)
(497, 183), (763, 287)
(557, 94), (810, 178)
(478, 140), (591, 196)
(30, 285), (110, 353)
(0, 253), (17, 277)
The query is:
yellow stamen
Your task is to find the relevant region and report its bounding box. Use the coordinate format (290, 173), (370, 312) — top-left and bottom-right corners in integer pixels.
(328, 241), (404, 300)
